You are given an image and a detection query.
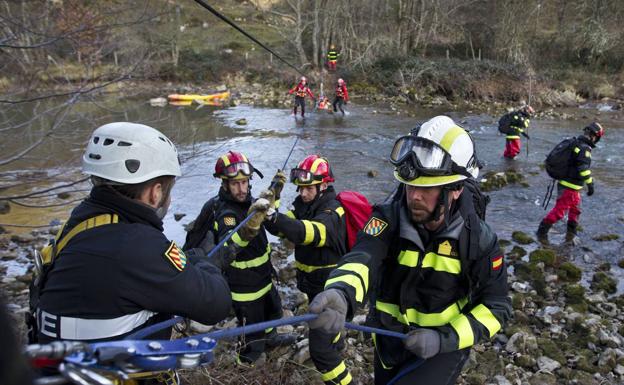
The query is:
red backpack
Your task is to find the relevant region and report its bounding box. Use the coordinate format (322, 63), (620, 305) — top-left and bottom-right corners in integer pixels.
(336, 191), (373, 250)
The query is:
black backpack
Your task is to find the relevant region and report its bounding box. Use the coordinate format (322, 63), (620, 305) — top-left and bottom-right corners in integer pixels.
(498, 113), (514, 135)
(545, 138), (576, 180)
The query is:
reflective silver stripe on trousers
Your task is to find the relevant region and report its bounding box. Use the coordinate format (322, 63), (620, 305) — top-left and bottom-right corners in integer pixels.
(38, 309), (156, 340)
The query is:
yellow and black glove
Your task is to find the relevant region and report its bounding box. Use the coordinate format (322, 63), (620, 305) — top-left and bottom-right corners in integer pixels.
(270, 170), (287, 201)
(239, 197), (271, 241)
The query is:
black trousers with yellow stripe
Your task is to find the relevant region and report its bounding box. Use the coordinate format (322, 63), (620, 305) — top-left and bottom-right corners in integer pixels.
(307, 289), (352, 385)
(234, 286), (283, 363)
(373, 349), (470, 385)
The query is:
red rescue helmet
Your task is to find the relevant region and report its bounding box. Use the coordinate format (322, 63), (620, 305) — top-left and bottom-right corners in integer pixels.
(337, 78), (344, 85)
(290, 155), (334, 186)
(214, 151), (263, 180)
(522, 105), (535, 116)
(584, 122), (605, 143)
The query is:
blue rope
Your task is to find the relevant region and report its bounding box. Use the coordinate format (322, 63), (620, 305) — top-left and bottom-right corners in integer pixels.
(125, 316), (185, 340)
(387, 358), (425, 385)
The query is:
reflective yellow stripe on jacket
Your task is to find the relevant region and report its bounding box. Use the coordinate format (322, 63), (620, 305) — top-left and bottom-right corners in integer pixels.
(230, 244), (270, 269)
(295, 260), (337, 273)
(376, 298), (468, 327)
(231, 282), (272, 302)
(324, 263), (369, 303)
(397, 250), (461, 274)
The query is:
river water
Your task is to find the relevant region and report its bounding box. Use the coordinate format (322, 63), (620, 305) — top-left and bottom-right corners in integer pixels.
(1, 98), (623, 288)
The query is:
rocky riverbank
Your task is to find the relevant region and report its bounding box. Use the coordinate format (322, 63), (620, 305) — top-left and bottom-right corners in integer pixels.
(2, 219), (624, 384)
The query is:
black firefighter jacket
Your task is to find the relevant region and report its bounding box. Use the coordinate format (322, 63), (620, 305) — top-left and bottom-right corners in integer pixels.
(37, 186), (231, 342)
(559, 135), (595, 191)
(265, 186), (346, 297)
(325, 195), (512, 368)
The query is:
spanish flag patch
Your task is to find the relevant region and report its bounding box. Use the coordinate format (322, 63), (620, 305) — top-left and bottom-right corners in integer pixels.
(492, 255), (503, 271)
(364, 217), (388, 236)
(223, 216), (236, 226)
(164, 242), (187, 271)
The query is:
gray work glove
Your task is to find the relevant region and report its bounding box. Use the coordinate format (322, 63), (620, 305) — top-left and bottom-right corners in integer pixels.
(403, 328), (441, 359)
(239, 197), (271, 241)
(308, 289), (348, 334)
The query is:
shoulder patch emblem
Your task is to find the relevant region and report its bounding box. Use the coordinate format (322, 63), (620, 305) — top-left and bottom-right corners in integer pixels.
(164, 242), (187, 271)
(492, 255), (503, 271)
(223, 216), (236, 226)
(364, 217), (388, 236)
(437, 240), (452, 256)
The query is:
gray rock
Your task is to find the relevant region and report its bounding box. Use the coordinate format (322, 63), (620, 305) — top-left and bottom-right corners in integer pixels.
(173, 213), (186, 222)
(614, 364), (624, 376)
(189, 320), (214, 334)
(586, 293), (607, 303)
(506, 332), (538, 354)
(511, 282), (530, 294)
(599, 329), (621, 348)
(10, 233), (36, 244)
(493, 375), (513, 385)
(235, 118), (248, 125)
(598, 348), (617, 372)
(278, 263), (296, 282)
(293, 345), (310, 364)
(537, 356), (561, 372)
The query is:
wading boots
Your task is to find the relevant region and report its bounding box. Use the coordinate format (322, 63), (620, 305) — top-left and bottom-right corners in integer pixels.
(536, 220), (552, 245)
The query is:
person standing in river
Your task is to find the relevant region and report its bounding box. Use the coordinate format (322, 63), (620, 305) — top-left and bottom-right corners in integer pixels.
(307, 116), (511, 385)
(264, 155), (351, 385)
(332, 78), (349, 115)
(537, 122), (604, 244)
(498, 105), (534, 159)
(288, 76), (316, 118)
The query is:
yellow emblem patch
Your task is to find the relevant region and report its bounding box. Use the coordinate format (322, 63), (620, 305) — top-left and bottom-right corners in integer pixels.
(164, 242), (187, 271)
(223, 216), (236, 226)
(437, 240), (452, 256)
(363, 217), (388, 236)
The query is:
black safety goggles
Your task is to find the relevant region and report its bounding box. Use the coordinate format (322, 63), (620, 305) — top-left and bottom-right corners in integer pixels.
(391, 135), (473, 176)
(290, 168), (324, 184)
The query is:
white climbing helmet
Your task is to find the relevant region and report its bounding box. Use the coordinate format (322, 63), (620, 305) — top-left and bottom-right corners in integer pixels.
(390, 116), (479, 187)
(82, 122), (181, 184)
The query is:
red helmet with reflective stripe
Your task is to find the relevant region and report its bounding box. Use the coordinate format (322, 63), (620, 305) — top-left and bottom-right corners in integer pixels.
(214, 151), (262, 180)
(337, 78), (344, 85)
(584, 122), (605, 142)
(290, 155), (334, 186)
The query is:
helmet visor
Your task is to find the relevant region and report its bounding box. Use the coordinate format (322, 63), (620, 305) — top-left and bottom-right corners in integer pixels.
(389, 136), (454, 175)
(223, 162), (252, 178)
(290, 168), (322, 184)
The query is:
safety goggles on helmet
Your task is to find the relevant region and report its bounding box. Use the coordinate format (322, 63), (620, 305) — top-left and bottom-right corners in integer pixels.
(389, 135), (473, 178)
(290, 168), (324, 185)
(220, 162), (252, 178)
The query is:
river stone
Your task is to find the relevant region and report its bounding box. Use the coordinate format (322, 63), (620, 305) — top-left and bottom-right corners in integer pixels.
(173, 213), (186, 221)
(10, 233), (36, 244)
(514, 354), (536, 369)
(512, 231), (534, 245)
(592, 234), (620, 241)
(537, 356), (561, 372)
(596, 302), (619, 318)
(558, 261), (582, 282)
(492, 375), (512, 385)
(598, 330), (621, 348)
(292, 344), (309, 364)
(278, 263), (296, 282)
(506, 332), (538, 354)
(529, 372), (557, 385)
(591, 272), (617, 294)
(511, 282), (530, 294)
(614, 364), (624, 376)
(0, 201), (10, 214)
(367, 170), (378, 178)
(235, 118), (248, 125)
(598, 348), (617, 373)
(529, 249), (556, 267)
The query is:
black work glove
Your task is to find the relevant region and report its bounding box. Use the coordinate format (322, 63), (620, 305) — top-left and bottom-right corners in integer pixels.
(308, 289), (348, 334)
(587, 182), (594, 196)
(521, 131), (530, 140)
(270, 170), (287, 200)
(403, 328), (441, 359)
(209, 245), (238, 271)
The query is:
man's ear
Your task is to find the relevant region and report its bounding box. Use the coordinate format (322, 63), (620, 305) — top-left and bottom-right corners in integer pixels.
(320, 182), (328, 192)
(450, 186), (464, 202)
(140, 182), (163, 208)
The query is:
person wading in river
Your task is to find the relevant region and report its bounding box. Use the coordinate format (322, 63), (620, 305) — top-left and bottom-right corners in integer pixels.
(307, 116), (511, 385)
(498, 105), (534, 159)
(288, 76), (316, 118)
(537, 122), (604, 244)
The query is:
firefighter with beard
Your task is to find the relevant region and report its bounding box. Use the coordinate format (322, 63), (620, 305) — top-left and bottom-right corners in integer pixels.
(184, 151), (296, 364)
(264, 155), (351, 385)
(307, 116), (511, 385)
